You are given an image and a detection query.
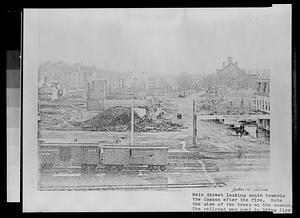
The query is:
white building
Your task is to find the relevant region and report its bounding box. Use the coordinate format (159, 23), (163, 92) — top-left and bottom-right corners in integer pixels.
(38, 83), (59, 101)
(255, 76), (270, 132)
(255, 78), (270, 113)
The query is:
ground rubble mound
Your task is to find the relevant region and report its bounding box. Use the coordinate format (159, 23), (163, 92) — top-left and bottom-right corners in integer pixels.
(81, 106), (185, 132)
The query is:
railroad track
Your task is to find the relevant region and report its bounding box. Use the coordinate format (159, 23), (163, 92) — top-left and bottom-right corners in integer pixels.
(167, 168), (219, 173)
(40, 163), (219, 174)
(40, 158), (220, 174)
(39, 182), (226, 191)
(40, 168), (218, 175)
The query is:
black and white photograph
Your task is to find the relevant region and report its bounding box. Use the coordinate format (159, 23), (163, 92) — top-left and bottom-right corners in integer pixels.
(22, 6), (292, 212)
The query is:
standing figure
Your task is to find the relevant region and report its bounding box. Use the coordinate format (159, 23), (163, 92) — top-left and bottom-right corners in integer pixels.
(239, 124), (243, 138)
(237, 145), (245, 158)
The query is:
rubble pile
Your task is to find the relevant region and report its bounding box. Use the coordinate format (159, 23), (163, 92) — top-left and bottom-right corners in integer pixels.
(39, 100), (89, 130)
(134, 116), (184, 132)
(82, 106), (133, 131)
(82, 106), (185, 132)
(196, 87), (257, 115)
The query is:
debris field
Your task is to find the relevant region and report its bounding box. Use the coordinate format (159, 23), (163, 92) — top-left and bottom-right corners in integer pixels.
(81, 106), (185, 132)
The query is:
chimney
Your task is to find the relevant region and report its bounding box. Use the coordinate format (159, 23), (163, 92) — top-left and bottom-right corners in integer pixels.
(222, 62), (225, 68)
(227, 56), (233, 65)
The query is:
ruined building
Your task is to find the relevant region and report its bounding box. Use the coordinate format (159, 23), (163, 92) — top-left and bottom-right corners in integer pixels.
(38, 83), (59, 101)
(87, 80), (106, 111)
(39, 62), (96, 91)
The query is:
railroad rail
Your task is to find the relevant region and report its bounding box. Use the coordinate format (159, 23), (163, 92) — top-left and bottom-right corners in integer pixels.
(39, 182), (226, 191)
(196, 114), (270, 120)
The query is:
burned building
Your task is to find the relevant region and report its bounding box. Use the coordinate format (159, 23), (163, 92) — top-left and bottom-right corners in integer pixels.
(39, 62), (96, 92)
(87, 80), (106, 111)
(38, 83), (59, 101)
(146, 76), (175, 96)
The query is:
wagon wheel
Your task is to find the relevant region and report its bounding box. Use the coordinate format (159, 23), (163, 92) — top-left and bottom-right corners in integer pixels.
(159, 165), (166, 171)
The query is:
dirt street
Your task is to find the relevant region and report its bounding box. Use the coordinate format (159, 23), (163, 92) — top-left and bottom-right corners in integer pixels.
(39, 93), (270, 190)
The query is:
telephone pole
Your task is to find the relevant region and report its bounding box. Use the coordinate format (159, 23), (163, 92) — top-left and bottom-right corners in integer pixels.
(193, 99), (197, 146)
(131, 99), (134, 146)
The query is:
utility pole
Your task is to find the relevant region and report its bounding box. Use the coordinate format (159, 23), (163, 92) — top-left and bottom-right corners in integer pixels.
(131, 99), (134, 146)
(193, 99), (197, 146)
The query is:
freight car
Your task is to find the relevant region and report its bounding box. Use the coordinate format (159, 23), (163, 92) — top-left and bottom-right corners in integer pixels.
(39, 142), (169, 171)
(102, 145), (168, 171)
(39, 142), (101, 170)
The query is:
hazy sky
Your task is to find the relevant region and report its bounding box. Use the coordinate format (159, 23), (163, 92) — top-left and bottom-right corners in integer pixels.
(34, 6), (291, 75)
